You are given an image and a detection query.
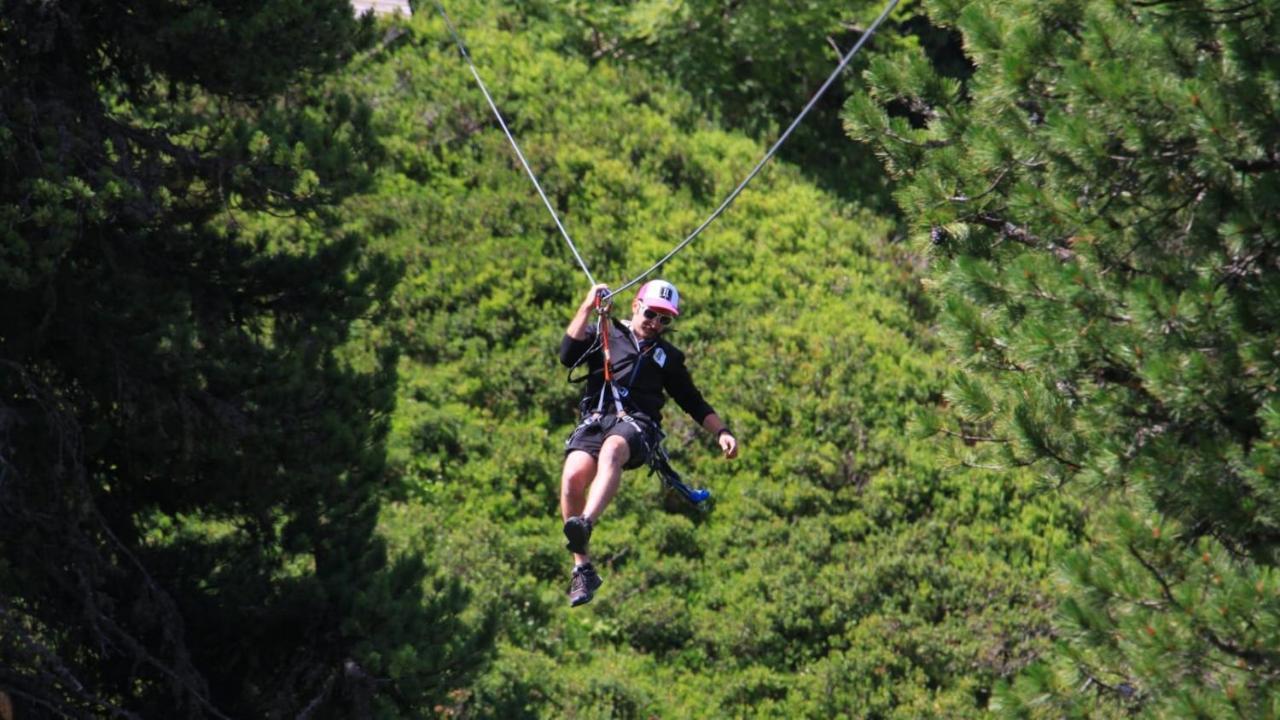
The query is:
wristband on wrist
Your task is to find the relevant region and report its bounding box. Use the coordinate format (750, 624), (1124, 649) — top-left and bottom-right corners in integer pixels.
(716, 428), (732, 438)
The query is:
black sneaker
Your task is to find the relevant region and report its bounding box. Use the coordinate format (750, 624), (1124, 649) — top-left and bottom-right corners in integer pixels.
(563, 515), (593, 554)
(568, 563), (603, 607)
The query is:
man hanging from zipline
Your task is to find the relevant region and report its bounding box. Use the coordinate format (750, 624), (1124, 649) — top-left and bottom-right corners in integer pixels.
(558, 280), (738, 607)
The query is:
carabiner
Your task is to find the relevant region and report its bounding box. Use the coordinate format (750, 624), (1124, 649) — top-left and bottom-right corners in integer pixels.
(593, 287), (614, 315)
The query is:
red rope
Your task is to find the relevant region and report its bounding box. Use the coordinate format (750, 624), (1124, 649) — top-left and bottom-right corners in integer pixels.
(595, 294), (615, 384)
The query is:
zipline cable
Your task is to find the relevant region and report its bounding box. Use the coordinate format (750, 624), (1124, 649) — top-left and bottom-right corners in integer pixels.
(610, 0), (902, 297)
(435, 0), (901, 297)
(432, 0), (597, 286)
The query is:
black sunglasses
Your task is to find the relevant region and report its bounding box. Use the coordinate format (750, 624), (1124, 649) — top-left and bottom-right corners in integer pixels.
(642, 307), (674, 326)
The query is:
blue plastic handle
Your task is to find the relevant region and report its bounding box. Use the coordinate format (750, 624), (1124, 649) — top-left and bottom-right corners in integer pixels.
(671, 480), (711, 504)
(686, 488), (711, 503)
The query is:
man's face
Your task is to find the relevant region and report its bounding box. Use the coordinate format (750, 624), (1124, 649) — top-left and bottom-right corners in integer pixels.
(630, 300), (674, 340)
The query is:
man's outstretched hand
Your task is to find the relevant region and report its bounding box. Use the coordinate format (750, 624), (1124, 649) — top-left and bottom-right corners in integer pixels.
(718, 431), (738, 460)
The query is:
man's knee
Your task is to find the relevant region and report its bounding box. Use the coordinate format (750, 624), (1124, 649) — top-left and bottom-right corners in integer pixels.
(562, 452), (595, 488)
(598, 434), (631, 468)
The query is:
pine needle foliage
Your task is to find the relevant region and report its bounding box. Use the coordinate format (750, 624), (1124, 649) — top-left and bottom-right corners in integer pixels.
(847, 0), (1280, 715)
(0, 1), (491, 716)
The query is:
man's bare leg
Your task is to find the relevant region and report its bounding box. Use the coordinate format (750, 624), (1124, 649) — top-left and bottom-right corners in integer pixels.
(561, 450), (596, 565)
(582, 434), (630, 525)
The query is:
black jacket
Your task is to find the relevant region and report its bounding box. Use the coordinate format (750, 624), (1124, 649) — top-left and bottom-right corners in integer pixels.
(559, 318), (714, 427)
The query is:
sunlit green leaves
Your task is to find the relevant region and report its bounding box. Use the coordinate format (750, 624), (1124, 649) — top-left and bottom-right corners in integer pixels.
(332, 3), (1086, 716)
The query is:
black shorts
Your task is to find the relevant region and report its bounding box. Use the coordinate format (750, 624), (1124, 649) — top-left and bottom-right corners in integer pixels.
(564, 413), (654, 470)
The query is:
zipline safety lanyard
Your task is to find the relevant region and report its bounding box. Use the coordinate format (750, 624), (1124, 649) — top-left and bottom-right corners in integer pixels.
(593, 291), (627, 416)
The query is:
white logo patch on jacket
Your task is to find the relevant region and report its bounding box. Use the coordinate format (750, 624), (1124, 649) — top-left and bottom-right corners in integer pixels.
(653, 347), (667, 367)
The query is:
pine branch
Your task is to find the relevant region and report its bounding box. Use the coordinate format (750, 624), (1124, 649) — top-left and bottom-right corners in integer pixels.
(938, 427), (1010, 443)
(296, 667), (339, 720)
(1125, 543), (1181, 609)
(1, 363), (231, 720)
(1040, 445), (1084, 472)
(0, 600), (141, 720)
(971, 212), (1079, 262)
(92, 513), (234, 720)
(0, 686), (123, 720)
(1126, 543), (1279, 669)
(973, 213), (1039, 248)
(1077, 667), (1144, 706)
(947, 165), (1013, 203)
(880, 127), (951, 149)
(951, 456), (1036, 472)
(1229, 155), (1280, 173)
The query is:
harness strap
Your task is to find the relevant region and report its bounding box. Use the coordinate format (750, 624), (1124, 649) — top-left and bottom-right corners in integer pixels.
(594, 295), (627, 416)
(649, 443), (712, 505)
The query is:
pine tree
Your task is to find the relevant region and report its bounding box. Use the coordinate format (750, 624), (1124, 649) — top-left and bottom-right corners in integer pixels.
(846, 0), (1280, 715)
(0, 2), (491, 716)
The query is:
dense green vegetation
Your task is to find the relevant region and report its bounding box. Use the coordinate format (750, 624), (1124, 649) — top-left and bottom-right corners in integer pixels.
(2, 0), (1274, 717)
(519, 0), (927, 208)
(341, 3), (1077, 716)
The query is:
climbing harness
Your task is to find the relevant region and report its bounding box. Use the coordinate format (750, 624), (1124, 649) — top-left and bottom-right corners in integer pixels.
(432, 0), (902, 297)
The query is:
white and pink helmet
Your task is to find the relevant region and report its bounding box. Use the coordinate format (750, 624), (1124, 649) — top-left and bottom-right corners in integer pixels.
(635, 280), (680, 316)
